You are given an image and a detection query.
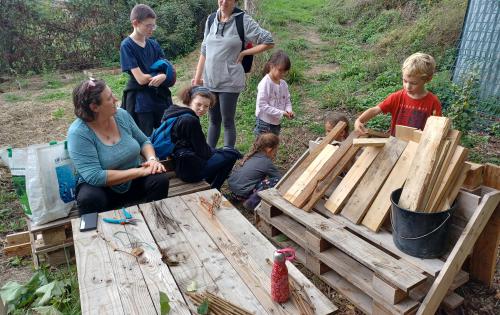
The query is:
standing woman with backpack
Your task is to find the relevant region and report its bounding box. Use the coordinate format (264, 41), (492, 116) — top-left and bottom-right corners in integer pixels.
(192, 0), (274, 149)
(157, 86), (241, 190)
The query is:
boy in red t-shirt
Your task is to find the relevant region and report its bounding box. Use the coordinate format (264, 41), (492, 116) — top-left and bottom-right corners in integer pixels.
(354, 53), (442, 136)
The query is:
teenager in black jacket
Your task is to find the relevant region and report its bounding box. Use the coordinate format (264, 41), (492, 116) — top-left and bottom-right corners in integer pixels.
(162, 86), (241, 189)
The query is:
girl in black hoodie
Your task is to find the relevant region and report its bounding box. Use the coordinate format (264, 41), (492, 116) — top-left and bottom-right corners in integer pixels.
(161, 86), (241, 189)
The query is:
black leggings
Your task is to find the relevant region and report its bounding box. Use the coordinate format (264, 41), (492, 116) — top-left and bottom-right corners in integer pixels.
(76, 173), (170, 215)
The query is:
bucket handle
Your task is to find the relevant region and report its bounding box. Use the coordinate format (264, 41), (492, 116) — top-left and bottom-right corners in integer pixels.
(391, 212), (451, 240)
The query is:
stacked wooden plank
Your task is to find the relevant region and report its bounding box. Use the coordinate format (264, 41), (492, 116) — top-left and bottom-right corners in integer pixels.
(257, 119), (500, 314)
(257, 184), (500, 315)
(280, 118), (470, 233)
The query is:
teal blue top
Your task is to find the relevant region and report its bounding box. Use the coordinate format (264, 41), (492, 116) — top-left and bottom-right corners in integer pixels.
(67, 108), (151, 193)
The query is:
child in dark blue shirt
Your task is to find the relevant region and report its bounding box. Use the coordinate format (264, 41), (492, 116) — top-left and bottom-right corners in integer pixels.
(120, 4), (173, 136)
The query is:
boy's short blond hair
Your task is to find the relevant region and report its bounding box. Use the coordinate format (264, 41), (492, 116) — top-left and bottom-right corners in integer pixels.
(402, 52), (436, 81)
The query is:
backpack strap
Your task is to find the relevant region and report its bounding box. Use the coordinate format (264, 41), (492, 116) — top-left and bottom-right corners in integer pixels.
(207, 12), (216, 33)
(207, 8), (245, 51)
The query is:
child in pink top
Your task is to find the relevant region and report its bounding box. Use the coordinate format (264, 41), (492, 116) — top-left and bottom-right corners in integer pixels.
(254, 50), (294, 136)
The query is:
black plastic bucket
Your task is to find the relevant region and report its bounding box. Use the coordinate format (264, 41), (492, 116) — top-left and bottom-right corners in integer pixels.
(390, 188), (455, 258)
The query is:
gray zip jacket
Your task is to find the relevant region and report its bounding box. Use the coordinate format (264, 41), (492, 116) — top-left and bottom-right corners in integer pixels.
(201, 9), (274, 93)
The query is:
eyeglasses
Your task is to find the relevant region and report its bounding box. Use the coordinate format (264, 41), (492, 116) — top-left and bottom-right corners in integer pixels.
(142, 23), (157, 30)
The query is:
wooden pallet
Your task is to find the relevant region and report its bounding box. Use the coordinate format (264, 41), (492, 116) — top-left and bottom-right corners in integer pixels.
(25, 173), (211, 268)
(72, 189), (337, 314)
(256, 186), (499, 315)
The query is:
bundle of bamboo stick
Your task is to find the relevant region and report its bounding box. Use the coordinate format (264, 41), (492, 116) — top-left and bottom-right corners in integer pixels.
(186, 291), (252, 315)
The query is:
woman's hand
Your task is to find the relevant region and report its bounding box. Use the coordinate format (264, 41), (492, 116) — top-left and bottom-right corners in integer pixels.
(236, 50), (248, 64)
(149, 74), (166, 87)
(141, 160), (166, 175)
(284, 111), (295, 119)
(191, 78), (203, 86)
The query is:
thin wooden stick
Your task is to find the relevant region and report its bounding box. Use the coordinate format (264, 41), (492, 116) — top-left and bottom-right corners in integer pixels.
(186, 291), (252, 315)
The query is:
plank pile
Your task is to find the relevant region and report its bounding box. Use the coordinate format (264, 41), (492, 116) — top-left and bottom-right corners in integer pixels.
(255, 118), (500, 314)
(280, 117), (470, 232)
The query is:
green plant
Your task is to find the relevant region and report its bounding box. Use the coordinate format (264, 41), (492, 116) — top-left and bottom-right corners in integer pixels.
(0, 266), (80, 314)
(3, 94), (27, 103)
(37, 91), (69, 103)
(445, 74), (478, 136)
(52, 108), (65, 119)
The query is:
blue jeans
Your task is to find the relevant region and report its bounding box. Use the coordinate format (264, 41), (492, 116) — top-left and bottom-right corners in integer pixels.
(174, 148), (241, 190)
(254, 117), (281, 136)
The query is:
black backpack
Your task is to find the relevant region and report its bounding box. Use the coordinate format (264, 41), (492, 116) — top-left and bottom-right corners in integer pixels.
(208, 8), (253, 73)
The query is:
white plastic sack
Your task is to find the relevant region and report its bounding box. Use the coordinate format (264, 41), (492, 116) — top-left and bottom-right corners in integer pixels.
(26, 142), (77, 225)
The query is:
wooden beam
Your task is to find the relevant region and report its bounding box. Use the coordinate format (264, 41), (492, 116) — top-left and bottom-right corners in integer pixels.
(416, 190), (500, 315)
(362, 141), (419, 232)
(352, 138), (389, 147)
(3, 242), (31, 257)
(462, 162), (484, 190)
(483, 163), (499, 190)
(5, 231), (30, 246)
(372, 275), (408, 304)
(399, 116), (451, 211)
(278, 121), (347, 195)
(325, 146), (381, 214)
(341, 137), (407, 224)
(470, 196), (500, 287)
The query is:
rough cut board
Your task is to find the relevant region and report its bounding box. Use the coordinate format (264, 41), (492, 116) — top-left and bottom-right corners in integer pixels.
(284, 144), (338, 205)
(302, 133), (361, 211)
(362, 141), (419, 232)
(278, 121), (347, 194)
(181, 190), (337, 315)
(426, 146), (468, 212)
(483, 163), (500, 190)
(423, 130), (462, 211)
(352, 138), (388, 147)
(325, 146), (381, 214)
(395, 125), (417, 142)
(399, 116), (451, 210)
(341, 137), (408, 224)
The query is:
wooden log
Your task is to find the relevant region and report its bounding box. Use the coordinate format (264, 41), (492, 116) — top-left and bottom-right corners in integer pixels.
(399, 116), (451, 211)
(325, 146), (381, 214)
(362, 141), (418, 232)
(416, 190), (500, 315)
(352, 138), (389, 147)
(342, 137), (407, 224)
(278, 121), (347, 195)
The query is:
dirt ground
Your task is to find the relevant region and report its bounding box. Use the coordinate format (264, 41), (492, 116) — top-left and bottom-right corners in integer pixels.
(0, 66), (499, 314)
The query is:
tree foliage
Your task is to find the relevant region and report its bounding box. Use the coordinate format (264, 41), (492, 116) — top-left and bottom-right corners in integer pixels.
(0, 0), (217, 75)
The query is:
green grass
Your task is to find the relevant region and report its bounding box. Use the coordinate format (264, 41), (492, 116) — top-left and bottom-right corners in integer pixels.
(2, 93), (27, 103)
(37, 90), (70, 103)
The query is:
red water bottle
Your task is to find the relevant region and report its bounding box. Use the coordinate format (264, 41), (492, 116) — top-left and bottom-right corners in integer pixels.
(271, 248), (296, 303)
